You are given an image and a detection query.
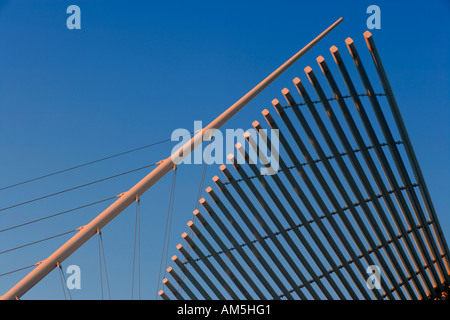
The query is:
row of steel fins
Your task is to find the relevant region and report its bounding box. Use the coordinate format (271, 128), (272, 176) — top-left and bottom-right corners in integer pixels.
(158, 31), (450, 301)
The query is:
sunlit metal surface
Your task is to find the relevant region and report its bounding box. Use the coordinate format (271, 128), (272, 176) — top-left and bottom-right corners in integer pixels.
(159, 32), (450, 300)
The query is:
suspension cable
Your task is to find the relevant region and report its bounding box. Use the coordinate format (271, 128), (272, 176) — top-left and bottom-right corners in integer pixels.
(57, 262), (72, 300)
(0, 95), (384, 193)
(97, 230), (111, 300)
(0, 264), (36, 278)
(194, 138), (213, 212)
(0, 163), (159, 213)
(163, 169), (177, 277)
(178, 138), (213, 292)
(0, 196), (117, 233)
(0, 131), (196, 192)
(0, 229), (78, 256)
(58, 264), (67, 300)
(131, 196), (141, 300)
(99, 231), (111, 300)
(98, 231), (104, 300)
(155, 166), (177, 299)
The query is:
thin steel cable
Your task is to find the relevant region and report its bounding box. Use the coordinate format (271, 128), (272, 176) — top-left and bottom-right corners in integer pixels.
(0, 229), (78, 255)
(222, 141), (402, 185)
(163, 172), (176, 278)
(99, 231), (111, 299)
(179, 139), (213, 291)
(0, 196), (117, 233)
(0, 264), (35, 278)
(97, 231), (104, 300)
(155, 168), (177, 299)
(138, 199), (141, 299)
(0, 131), (195, 192)
(131, 197), (141, 300)
(58, 265), (67, 300)
(0, 163), (159, 213)
(193, 139), (213, 211)
(281, 92), (386, 109)
(184, 184), (420, 264)
(57, 263), (72, 300)
(0, 96), (379, 193)
(62, 265), (72, 300)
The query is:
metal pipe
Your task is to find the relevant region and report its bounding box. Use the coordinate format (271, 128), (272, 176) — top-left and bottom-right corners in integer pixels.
(316, 54), (428, 299)
(330, 45), (437, 298)
(252, 120), (348, 300)
(345, 37), (446, 290)
(1, 17), (343, 300)
(182, 232), (239, 299)
(363, 31), (450, 279)
(187, 220), (252, 299)
(230, 146), (319, 299)
(158, 289), (170, 300)
(241, 134), (336, 300)
(167, 266), (198, 300)
(263, 108), (358, 299)
(200, 194), (280, 299)
(219, 163), (307, 299)
(299, 68), (413, 299)
(270, 98), (369, 299)
(163, 278), (184, 300)
(286, 81), (393, 299)
(177, 243), (226, 299)
(192, 209), (267, 299)
(212, 175), (295, 299)
(172, 255), (212, 299)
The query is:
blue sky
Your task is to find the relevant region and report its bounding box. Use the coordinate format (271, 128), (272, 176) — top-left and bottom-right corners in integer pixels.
(0, 0), (448, 300)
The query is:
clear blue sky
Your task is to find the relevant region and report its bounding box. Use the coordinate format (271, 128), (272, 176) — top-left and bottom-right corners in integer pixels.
(0, 0), (448, 300)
